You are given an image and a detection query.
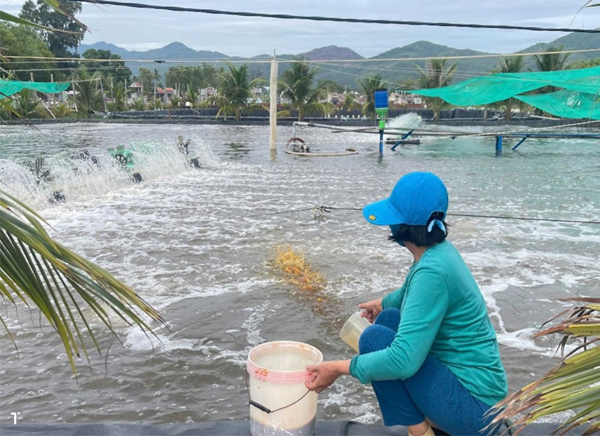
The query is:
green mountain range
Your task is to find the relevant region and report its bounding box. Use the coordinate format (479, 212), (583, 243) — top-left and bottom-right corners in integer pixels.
(78, 32), (600, 89)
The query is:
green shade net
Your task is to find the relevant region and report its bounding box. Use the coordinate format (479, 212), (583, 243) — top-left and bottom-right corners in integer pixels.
(516, 90), (600, 120)
(409, 65), (600, 118)
(0, 80), (71, 99)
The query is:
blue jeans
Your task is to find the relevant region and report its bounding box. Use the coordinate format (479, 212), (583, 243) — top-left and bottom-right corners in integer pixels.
(359, 308), (500, 436)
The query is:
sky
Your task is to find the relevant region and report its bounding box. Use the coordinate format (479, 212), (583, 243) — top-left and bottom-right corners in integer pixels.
(2, 0), (600, 57)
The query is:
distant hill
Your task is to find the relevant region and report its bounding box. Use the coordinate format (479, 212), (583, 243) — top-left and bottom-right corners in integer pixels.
(78, 41), (228, 61)
(519, 31), (600, 66)
(78, 33), (600, 89)
(300, 46), (364, 61)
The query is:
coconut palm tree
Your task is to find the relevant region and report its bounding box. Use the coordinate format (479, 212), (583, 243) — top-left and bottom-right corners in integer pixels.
(108, 83), (126, 112)
(185, 85), (198, 108)
(498, 56), (525, 120)
(0, 190), (163, 374)
(51, 103), (73, 118)
(131, 98), (146, 111)
(280, 61), (331, 121)
(153, 69), (162, 101)
(74, 69), (103, 117)
(212, 63), (262, 121)
(416, 59), (458, 121)
(341, 92), (362, 113)
(14, 88), (42, 118)
(493, 298), (600, 435)
(534, 46), (571, 72)
(356, 75), (386, 120)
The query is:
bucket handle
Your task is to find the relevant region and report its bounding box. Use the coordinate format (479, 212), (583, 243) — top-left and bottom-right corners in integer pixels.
(246, 372), (311, 414)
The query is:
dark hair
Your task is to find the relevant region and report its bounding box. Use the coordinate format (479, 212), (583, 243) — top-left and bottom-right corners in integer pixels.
(388, 212), (448, 247)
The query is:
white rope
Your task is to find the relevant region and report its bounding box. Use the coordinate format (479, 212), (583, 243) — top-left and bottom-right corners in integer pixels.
(5, 47), (600, 65)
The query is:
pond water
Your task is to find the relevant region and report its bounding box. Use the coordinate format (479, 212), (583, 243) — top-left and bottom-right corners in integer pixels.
(1, 117), (599, 425)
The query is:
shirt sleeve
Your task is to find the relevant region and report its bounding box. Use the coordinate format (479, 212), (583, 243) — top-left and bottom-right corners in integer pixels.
(350, 266), (449, 383)
(382, 283), (406, 309)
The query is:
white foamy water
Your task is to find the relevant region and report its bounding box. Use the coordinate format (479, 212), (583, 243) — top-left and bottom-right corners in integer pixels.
(0, 123), (599, 426)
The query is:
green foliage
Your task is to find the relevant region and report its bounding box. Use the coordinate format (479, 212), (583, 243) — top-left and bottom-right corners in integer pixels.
(185, 85), (198, 107)
(153, 69), (162, 87)
(165, 64), (220, 92)
(341, 92), (362, 112)
(356, 75), (386, 120)
(82, 48), (132, 85)
(213, 63), (263, 121)
(317, 78), (344, 94)
(13, 88), (42, 118)
(569, 58), (600, 70)
(151, 97), (162, 110)
(534, 46), (571, 72)
(131, 98), (146, 111)
(135, 67), (155, 96)
(0, 189), (163, 374)
(395, 78), (418, 90)
(0, 23), (56, 82)
(416, 59), (458, 121)
(74, 69), (102, 116)
(107, 82), (126, 112)
(280, 61), (325, 121)
(498, 56), (524, 74)
(169, 95), (180, 109)
(51, 102), (73, 118)
(494, 298), (600, 435)
(20, 0), (84, 77)
(497, 57), (525, 120)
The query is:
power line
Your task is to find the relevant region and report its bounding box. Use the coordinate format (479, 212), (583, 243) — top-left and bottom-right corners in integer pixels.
(65, 0), (600, 34)
(249, 206), (600, 226)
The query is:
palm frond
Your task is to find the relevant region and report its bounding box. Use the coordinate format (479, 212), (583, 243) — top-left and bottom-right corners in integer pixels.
(492, 298), (600, 435)
(0, 189), (164, 374)
(0, 10), (81, 34)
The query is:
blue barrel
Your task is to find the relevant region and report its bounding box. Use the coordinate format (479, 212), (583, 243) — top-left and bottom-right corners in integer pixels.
(374, 89), (388, 110)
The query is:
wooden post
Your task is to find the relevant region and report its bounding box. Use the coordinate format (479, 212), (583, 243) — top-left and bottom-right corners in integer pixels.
(98, 78), (108, 113)
(269, 53), (278, 151)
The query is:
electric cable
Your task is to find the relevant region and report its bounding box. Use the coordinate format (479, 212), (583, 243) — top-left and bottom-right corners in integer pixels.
(64, 0), (600, 34)
(246, 206), (600, 225)
(5, 47), (600, 65)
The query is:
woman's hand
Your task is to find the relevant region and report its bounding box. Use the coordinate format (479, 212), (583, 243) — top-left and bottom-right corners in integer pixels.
(305, 360), (350, 393)
(358, 298), (383, 323)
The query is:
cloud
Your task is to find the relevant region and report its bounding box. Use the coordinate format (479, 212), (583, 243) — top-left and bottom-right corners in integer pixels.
(5, 0), (600, 57)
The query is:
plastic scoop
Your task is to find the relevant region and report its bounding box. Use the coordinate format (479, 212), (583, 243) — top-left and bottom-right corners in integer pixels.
(340, 311), (371, 352)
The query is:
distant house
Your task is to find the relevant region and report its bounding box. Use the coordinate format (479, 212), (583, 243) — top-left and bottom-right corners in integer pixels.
(156, 87), (175, 102)
(328, 92), (344, 105)
(390, 91), (424, 108)
(200, 86), (217, 102)
(128, 82), (143, 102)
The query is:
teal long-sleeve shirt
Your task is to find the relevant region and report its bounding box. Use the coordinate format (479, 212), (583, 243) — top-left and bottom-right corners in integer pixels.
(349, 240), (508, 406)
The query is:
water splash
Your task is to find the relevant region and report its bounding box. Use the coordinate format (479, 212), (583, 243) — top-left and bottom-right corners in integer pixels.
(0, 137), (220, 210)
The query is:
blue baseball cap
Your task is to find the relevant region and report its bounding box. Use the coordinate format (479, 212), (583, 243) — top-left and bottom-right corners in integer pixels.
(363, 172), (449, 226)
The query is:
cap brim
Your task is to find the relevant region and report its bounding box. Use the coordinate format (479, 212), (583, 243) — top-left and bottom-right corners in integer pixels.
(362, 198), (404, 226)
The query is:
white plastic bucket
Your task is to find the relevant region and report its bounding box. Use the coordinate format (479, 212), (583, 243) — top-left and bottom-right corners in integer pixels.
(247, 341), (323, 436)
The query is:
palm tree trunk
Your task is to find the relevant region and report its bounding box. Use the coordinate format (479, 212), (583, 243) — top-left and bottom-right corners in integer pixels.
(299, 103), (304, 122)
(236, 107), (241, 122)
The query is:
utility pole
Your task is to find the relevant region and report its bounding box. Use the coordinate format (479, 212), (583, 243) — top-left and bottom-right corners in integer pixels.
(269, 51), (278, 151)
(51, 73), (55, 107)
(98, 78), (108, 113)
